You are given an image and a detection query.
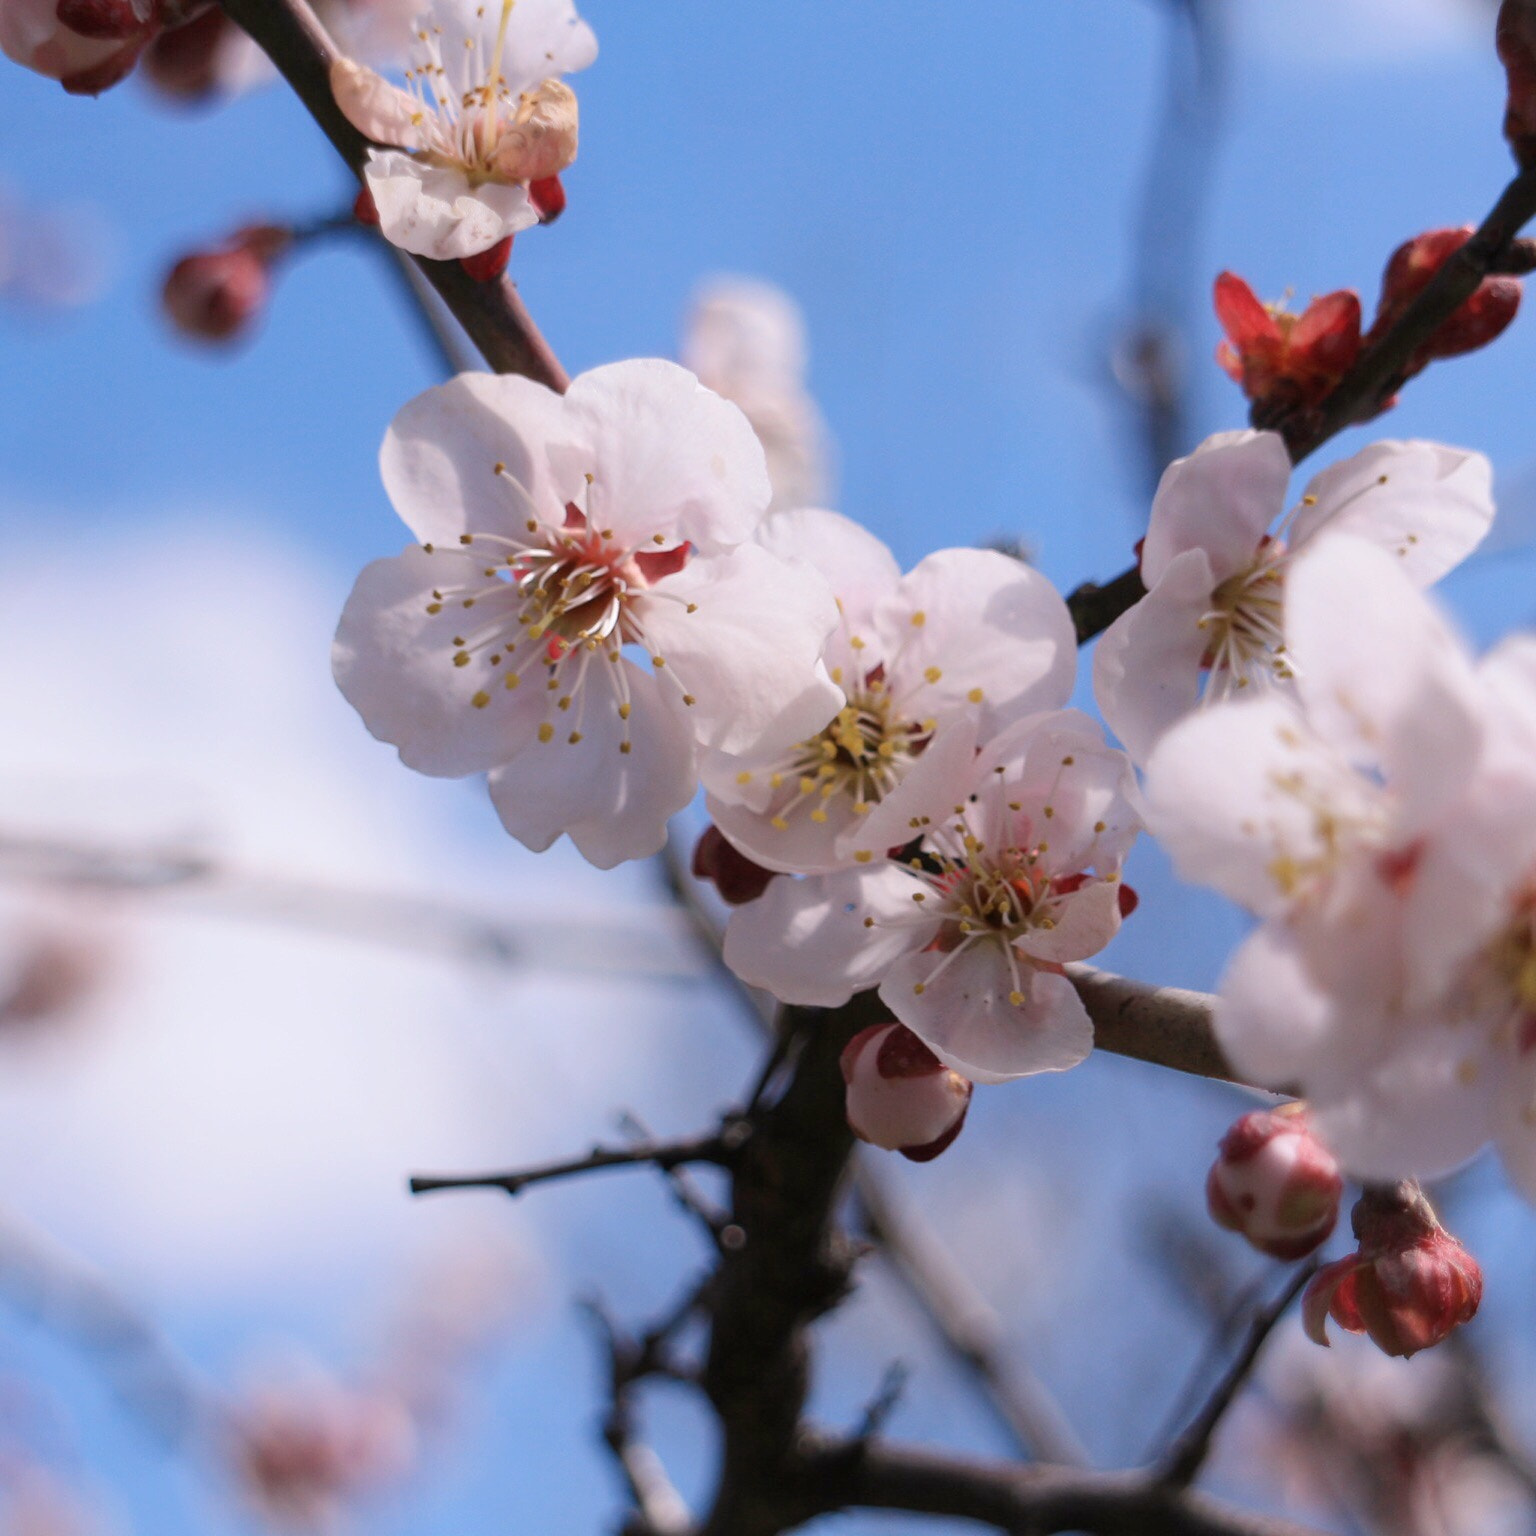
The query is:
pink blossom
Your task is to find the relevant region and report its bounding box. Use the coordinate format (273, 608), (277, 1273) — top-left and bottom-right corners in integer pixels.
(840, 1021), (972, 1161)
(1206, 1102), (1343, 1260)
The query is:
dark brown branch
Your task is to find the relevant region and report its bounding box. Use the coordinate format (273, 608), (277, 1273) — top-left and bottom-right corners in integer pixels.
(1068, 160), (1536, 644)
(408, 1129), (738, 1198)
(215, 0), (568, 387)
(1157, 1262), (1316, 1489)
(797, 1437), (1331, 1536)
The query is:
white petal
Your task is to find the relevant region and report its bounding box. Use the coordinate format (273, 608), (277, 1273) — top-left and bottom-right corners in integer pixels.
(754, 507), (901, 636)
(332, 547), (541, 777)
(849, 715), (981, 866)
(491, 0), (598, 92)
(1291, 439), (1494, 584)
(1141, 430), (1291, 588)
(881, 951), (1093, 1084)
(1286, 536), (1483, 825)
(723, 865), (932, 1006)
(330, 57), (422, 147)
(1020, 879), (1122, 964)
(703, 777), (867, 876)
(1311, 1027), (1497, 1184)
(566, 360), (771, 552)
(380, 371), (576, 546)
(1144, 694), (1370, 916)
(878, 549), (1075, 733)
(366, 150), (538, 260)
(1091, 546), (1216, 764)
(485, 662), (695, 868)
(638, 544), (840, 756)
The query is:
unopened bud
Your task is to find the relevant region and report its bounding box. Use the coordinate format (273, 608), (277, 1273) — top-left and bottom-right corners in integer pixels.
(840, 1022), (972, 1163)
(1207, 1102), (1342, 1261)
(1213, 271), (1362, 418)
(459, 235), (512, 284)
(1372, 227), (1522, 368)
(1303, 1182), (1483, 1359)
(1499, 0), (1536, 166)
(162, 225), (288, 344)
(140, 5), (235, 100)
(529, 174), (566, 224)
(691, 823), (775, 906)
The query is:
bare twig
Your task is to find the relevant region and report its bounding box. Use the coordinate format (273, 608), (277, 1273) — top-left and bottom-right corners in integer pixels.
(853, 1361), (910, 1442)
(214, 0), (567, 387)
(619, 1112), (737, 1243)
(408, 1130), (736, 1198)
(1158, 1262), (1317, 1489)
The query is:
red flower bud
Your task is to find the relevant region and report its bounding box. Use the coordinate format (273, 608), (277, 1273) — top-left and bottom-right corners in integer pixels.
(55, 0), (153, 41)
(691, 824), (776, 907)
(352, 186), (380, 228)
(529, 175), (566, 224)
(162, 225), (288, 344)
(840, 1022), (972, 1163)
(458, 235), (513, 283)
(1207, 1102), (1342, 1261)
(1372, 227), (1522, 370)
(1499, 0), (1536, 167)
(1213, 271), (1362, 416)
(1303, 1183), (1482, 1359)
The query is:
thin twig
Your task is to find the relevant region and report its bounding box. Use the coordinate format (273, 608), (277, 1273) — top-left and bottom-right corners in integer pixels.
(1157, 1262), (1317, 1489)
(408, 1131), (733, 1198)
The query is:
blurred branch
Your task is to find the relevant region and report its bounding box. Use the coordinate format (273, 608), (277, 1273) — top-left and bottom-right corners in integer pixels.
(215, 0), (567, 387)
(1157, 1263), (1316, 1489)
(408, 1126), (742, 1198)
(1070, 159), (1536, 643)
(0, 828), (703, 981)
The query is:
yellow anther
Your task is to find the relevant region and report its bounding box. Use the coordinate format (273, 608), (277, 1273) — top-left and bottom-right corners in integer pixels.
(854, 850), (873, 864)
(810, 810), (828, 823)
(1008, 990), (1024, 1006)
(423, 542), (435, 553)
(494, 461), (505, 474)
(568, 731), (583, 744)
(735, 770), (752, 785)
(426, 602), (443, 615)
(682, 694), (696, 706)
(453, 651), (471, 667)
(471, 690), (490, 709)
(912, 983), (926, 996)
(620, 741), (632, 754)
(771, 815), (789, 831)
(1094, 820), (1106, 833)
(924, 666), (942, 684)
(909, 611), (926, 627)
(652, 655), (666, 668)
(618, 702), (632, 721)
(967, 687), (984, 704)
(538, 722), (554, 743)
(504, 673), (520, 690)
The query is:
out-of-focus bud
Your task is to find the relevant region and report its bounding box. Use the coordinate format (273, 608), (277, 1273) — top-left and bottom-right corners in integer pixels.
(692, 823), (776, 906)
(1206, 1102), (1342, 1261)
(1498, 0), (1536, 167)
(139, 4), (233, 99)
(1371, 226), (1522, 367)
(1213, 271), (1362, 416)
(1303, 1182), (1483, 1359)
(229, 1375), (416, 1530)
(529, 174), (566, 224)
(458, 234), (512, 283)
(0, 0), (160, 93)
(0, 930), (109, 1032)
(840, 1022), (973, 1163)
(162, 224), (288, 344)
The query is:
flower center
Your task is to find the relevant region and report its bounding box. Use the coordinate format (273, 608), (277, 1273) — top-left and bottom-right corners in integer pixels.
(1198, 543), (1290, 698)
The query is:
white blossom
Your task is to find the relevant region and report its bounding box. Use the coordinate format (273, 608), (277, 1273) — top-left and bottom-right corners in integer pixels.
(724, 710), (1141, 1082)
(1093, 430), (1493, 763)
(1145, 535), (1536, 1194)
(330, 0), (595, 259)
(333, 360), (842, 868)
(702, 508), (1077, 875)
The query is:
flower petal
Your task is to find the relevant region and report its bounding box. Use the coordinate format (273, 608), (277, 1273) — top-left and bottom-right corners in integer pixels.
(754, 507), (901, 637)
(1020, 879), (1122, 964)
(566, 360), (771, 552)
(1141, 430), (1291, 588)
(881, 952), (1093, 1084)
(1291, 439), (1494, 584)
(330, 57), (423, 147)
(485, 661), (695, 868)
(1092, 546), (1216, 763)
(877, 548), (1076, 734)
(365, 149), (538, 260)
(332, 547), (543, 777)
(723, 864), (932, 1006)
(638, 543), (841, 756)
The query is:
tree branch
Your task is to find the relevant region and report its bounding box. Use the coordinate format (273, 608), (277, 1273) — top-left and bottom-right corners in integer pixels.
(797, 1437), (1331, 1536)
(1157, 1262), (1316, 1489)
(215, 0), (567, 387)
(408, 1129), (739, 1199)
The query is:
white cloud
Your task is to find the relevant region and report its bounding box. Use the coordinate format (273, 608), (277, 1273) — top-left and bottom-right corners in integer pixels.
(1238, 0), (1489, 65)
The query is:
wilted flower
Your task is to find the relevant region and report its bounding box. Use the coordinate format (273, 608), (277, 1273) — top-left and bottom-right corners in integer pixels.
(1206, 1102), (1343, 1260)
(330, 0), (594, 260)
(1304, 1184), (1482, 1358)
(1093, 429), (1493, 762)
(725, 710), (1140, 1082)
(1214, 271), (1362, 417)
(704, 507), (1076, 874)
(333, 360), (842, 868)
(840, 1021), (973, 1161)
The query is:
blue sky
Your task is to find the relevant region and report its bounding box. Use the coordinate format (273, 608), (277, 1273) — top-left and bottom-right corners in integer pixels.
(5, 1), (1536, 1532)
